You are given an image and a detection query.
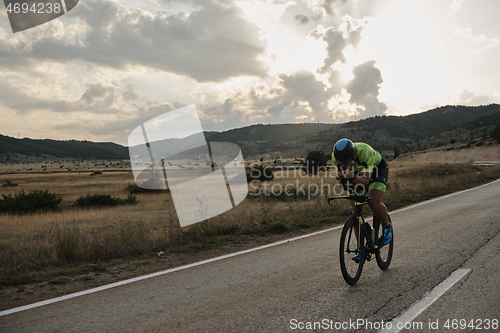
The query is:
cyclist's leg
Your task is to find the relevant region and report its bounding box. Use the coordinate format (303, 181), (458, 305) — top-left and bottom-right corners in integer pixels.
(368, 159), (389, 227)
(368, 187), (389, 227)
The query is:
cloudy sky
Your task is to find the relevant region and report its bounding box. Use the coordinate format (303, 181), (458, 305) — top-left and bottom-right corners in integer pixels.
(1, 0), (499, 145)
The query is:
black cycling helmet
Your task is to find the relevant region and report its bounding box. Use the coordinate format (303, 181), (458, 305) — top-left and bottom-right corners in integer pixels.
(333, 139), (355, 164)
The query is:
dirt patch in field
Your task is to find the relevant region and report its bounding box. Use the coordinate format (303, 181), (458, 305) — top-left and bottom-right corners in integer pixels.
(397, 144), (500, 164)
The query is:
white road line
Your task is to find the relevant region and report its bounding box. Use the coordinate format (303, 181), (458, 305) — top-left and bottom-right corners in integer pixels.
(379, 268), (471, 333)
(0, 227), (343, 317)
(1, 178), (499, 317)
(389, 178), (500, 215)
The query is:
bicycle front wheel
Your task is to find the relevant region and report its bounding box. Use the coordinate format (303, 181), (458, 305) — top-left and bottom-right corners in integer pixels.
(339, 216), (365, 285)
(374, 215), (393, 270)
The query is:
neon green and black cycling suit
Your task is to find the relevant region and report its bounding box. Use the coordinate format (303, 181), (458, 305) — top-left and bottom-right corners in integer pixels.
(331, 142), (389, 192)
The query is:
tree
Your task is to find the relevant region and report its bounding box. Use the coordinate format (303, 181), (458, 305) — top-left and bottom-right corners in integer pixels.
(247, 165), (274, 182)
(304, 150), (329, 175)
(491, 124), (500, 143)
(392, 146), (401, 159)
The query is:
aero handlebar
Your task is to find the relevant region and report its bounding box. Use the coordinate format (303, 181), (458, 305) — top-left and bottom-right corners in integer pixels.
(327, 196), (373, 206)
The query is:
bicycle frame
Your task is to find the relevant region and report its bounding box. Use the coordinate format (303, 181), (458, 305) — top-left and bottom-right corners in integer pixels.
(329, 193), (393, 285)
(329, 195), (379, 257)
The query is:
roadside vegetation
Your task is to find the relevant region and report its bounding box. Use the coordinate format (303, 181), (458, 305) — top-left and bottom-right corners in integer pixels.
(0, 162), (499, 290)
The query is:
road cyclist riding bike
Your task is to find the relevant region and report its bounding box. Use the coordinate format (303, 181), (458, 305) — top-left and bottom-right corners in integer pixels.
(330, 139), (393, 284)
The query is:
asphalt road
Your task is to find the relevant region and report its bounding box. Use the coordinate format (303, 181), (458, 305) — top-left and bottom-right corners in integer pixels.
(1, 180), (500, 333)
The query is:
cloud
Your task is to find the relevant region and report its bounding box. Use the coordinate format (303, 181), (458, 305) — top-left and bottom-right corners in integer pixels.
(0, 67), (138, 118)
(457, 90), (491, 106)
(79, 83), (117, 108)
(340, 15), (365, 48)
(0, 0), (392, 143)
(54, 101), (183, 137)
(447, 0), (464, 16)
(122, 84), (139, 102)
(296, 0), (348, 23)
(275, 69), (337, 116)
(319, 0), (349, 16)
(311, 27), (347, 74)
(345, 61), (387, 117)
(196, 14), (385, 130)
(453, 25), (500, 53)
(0, 0), (269, 82)
(294, 14), (310, 25)
(293, 13), (322, 25)
(310, 16), (366, 74)
(198, 66), (351, 131)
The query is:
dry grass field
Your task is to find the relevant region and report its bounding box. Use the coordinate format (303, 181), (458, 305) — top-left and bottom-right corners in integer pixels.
(0, 156), (129, 174)
(0, 159), (499, 309)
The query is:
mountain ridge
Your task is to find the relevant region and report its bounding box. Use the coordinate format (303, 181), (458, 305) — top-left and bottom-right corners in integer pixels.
(1, 104), (500, 162)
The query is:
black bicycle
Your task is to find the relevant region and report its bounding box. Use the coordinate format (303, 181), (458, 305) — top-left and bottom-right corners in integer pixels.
(328, 194), (394, 285)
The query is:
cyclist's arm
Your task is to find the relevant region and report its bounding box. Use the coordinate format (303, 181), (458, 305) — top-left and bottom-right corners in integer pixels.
(336, 170), (370, 185)
(354, 144), (380, 185)
(331, 155), (345, 181)
(353, 171), (371, 186)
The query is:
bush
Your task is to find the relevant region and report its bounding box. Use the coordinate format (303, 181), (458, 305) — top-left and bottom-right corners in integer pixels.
(2, 180), (18, 187)
(304, 150), (329, 174)
(125, 183), (169, 194)
(74, 193), (138, 208)
(0, 190), (62, 214)
(392, 146), (401, 159)
(267, 223), (288, 234)
(247, 165), (274, 182)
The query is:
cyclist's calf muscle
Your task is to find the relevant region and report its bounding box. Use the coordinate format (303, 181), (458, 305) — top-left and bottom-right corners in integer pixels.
(368, 189), (389, 227)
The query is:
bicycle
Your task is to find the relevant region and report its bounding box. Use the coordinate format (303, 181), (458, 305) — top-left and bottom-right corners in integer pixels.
(328, 193), (394, 285)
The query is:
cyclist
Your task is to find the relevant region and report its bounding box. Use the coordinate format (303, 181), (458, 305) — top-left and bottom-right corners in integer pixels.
(332, 139), (392, 260)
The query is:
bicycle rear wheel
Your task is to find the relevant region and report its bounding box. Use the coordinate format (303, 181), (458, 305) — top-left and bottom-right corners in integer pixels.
(374, 215), (393, 270)
(339, 216), (365, 285)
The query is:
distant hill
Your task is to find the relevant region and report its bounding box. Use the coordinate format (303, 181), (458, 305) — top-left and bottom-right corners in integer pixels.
(343, 104), (500, 139)
(2, 104), (500, 162)
(204, 123), (341, 142)
(402, 111), (500, 153)
(0, 135), (129, 161)
(216, 104), (500, 159)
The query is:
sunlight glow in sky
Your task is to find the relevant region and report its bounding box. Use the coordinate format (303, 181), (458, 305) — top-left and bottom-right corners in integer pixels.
(0, 0), (499, 144)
